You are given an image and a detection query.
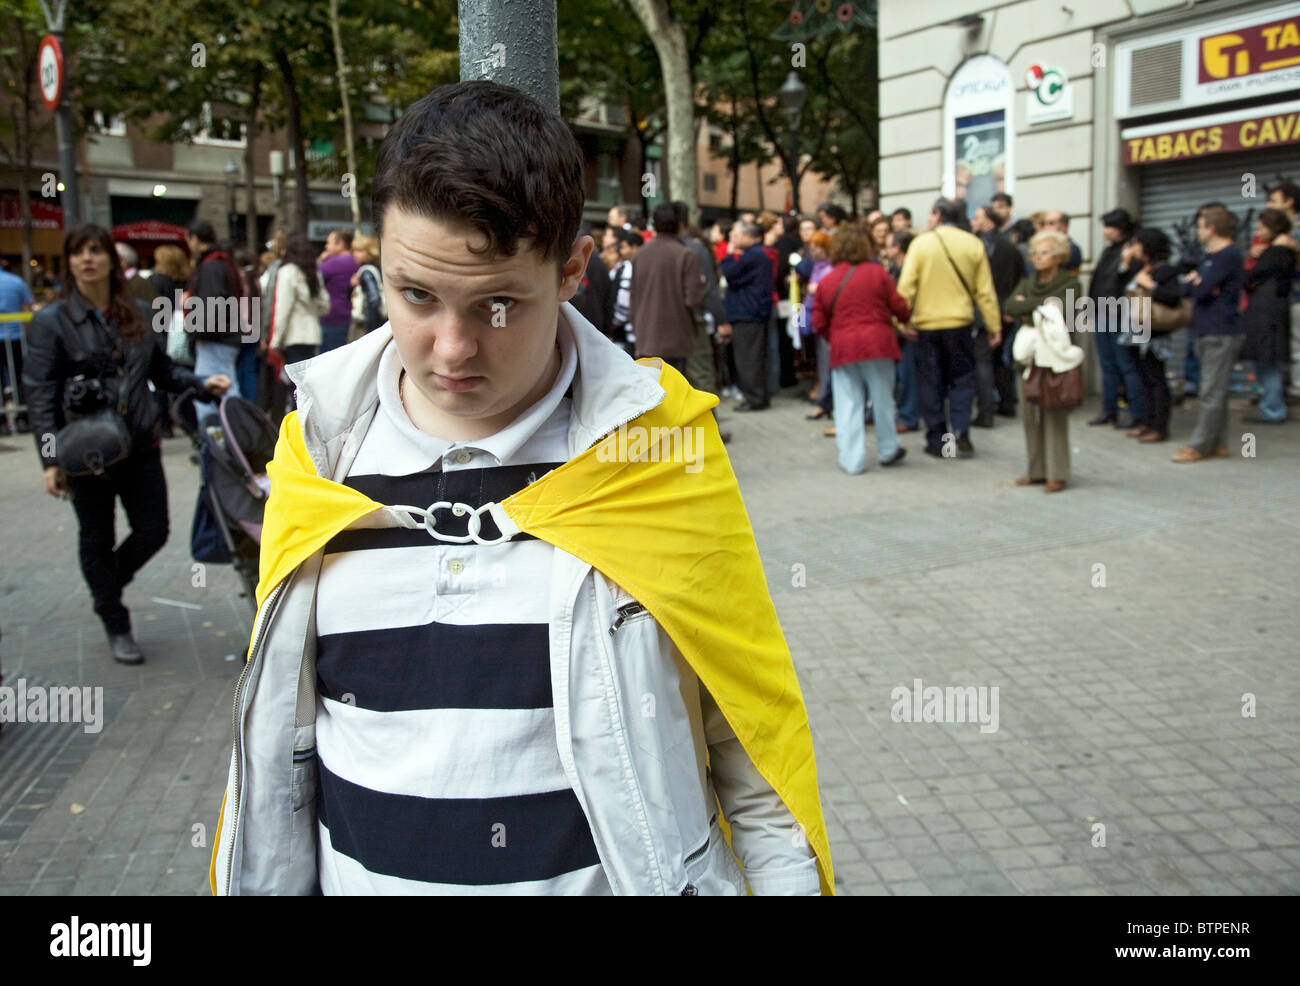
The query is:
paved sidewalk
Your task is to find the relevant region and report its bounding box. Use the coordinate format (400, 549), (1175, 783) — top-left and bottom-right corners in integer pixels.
(1, 386), (1297, 895)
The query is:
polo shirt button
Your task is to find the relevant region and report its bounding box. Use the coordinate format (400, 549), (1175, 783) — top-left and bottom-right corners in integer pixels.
(448, 559), (465, 575)
(455, 450), (472, 465)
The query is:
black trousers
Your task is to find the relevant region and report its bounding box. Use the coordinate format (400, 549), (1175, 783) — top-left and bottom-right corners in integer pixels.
(1135, 347), (1171, 438)
(914, 326), (976, 451)
(730, 320), (768, 407)
(67, 443), (170, 636)
(993, 327), (1018, 414)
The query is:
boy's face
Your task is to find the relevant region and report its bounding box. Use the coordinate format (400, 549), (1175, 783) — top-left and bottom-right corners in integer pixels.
(380, 205), (592, 440)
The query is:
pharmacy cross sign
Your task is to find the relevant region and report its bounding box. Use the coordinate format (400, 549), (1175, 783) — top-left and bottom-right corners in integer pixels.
(38, 34), (63, 111)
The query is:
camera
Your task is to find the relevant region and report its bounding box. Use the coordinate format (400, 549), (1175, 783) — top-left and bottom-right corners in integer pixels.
(65, 375), (107, 416)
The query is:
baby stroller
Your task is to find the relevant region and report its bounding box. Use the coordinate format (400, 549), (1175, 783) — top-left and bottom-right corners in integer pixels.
(174, 393), (277, 616)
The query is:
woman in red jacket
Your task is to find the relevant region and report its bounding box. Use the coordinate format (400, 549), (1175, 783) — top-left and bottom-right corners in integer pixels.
(811, 225), (911, 473)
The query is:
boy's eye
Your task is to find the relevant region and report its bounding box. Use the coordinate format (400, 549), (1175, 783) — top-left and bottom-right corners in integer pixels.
(401, 287), (433, 305)
(485, 297), (516, 314)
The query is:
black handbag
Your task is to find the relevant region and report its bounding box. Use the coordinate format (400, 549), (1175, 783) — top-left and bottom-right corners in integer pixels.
(55, 325), (134, 477)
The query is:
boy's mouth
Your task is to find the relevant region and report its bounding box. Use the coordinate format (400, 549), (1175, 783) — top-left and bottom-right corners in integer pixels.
(434, 372), (485, 393)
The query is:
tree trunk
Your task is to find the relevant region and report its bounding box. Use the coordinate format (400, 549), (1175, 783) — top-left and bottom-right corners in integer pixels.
(329, 0), (361, 234)
(625, 0), (697, 227)
(245, 60), (264, 256)
(274, 46), (309, 237)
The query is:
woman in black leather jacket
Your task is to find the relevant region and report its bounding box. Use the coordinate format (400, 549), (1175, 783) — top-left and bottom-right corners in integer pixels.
(24, 223), (230, 664)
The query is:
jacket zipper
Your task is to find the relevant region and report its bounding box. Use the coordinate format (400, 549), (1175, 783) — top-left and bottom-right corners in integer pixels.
(608, 601), (648, 636)
(679, 813), (717, 895)
(224, 578), (288, 894)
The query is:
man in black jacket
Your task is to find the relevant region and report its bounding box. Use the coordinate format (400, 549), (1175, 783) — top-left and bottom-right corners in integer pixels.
(185, 218), (243, 402)
(572, 221), (615, 340)
(971, 205), (1021, 423)
(1086, 208), (1142, 428)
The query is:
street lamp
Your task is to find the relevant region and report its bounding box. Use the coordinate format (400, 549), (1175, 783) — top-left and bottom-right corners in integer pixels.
(224, 157), (240, 241)
(778, 71), (807, 213)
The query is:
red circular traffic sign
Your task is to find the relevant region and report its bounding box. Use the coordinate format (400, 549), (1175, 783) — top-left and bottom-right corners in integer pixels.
(38, 34), (63, 111)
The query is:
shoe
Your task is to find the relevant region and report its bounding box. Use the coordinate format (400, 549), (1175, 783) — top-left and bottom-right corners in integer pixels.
(1138, 431), (1167, 443)
(896, 422), (917, 433)
(805, 408), (830, 421)
(1015, 476), (1045, 486)
(1242, 414), (1285, 425)
(733, 401), (769, 412)
(881, 447), (907, 467)
(823, 427), (836, 438)
(1213, 446), (1229, 458)
(1126, 425), (1149, 438)
(1088, 413), (1117, 426)
(1171, 445), (1208, 463)
(996, 406), (1017, 418)
(1114, 416), (1137, 429)
(972, 415), (994, 428)
(109, 632), (145, 665)
(923, 445), (943, 458)
(956, 434), (974, 458)
(1044, 480), (1067, 493)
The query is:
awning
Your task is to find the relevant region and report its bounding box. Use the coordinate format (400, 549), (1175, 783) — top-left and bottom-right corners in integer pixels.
(111, 220), (188, 243)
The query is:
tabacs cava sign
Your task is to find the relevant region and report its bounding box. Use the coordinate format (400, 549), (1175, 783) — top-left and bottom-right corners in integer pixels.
(1123, 106), (1300, 165)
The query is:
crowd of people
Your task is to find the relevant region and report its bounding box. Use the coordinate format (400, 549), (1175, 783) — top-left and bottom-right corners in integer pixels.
(576, 179), (1297, 487)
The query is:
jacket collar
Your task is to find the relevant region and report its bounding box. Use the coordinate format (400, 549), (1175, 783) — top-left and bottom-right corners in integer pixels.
(286, 301), (666, 476)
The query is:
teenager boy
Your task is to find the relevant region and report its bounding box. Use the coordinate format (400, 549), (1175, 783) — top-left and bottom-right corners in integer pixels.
(211, 81), (832, 896)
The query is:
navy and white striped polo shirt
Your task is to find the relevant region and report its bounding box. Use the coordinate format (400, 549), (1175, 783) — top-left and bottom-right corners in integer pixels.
(314, 323), (611, 894)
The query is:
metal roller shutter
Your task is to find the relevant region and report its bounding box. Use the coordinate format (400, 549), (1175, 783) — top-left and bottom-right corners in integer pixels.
(1137, 147), (1296, 263)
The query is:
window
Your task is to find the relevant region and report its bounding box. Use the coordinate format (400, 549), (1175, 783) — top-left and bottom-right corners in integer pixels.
(191, 102), (247, 148)
(702, 173), (717, 192)
(91, 110), (127, 137)
(708, 126), (724, 152)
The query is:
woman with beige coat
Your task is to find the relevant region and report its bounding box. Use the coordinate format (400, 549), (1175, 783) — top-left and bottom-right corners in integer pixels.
(269, 233), (330, 365)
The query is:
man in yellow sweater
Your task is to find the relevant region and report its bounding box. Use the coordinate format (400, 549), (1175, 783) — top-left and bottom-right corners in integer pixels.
(896, 198), (1001, 458)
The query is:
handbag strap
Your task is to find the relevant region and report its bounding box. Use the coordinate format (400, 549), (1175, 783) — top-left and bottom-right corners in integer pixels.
(933, 228), (976, 302)
(826, 263), (859, 324)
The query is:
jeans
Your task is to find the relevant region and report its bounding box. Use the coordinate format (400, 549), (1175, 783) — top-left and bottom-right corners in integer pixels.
(320, 320), (350, 353)
(67, 444), (169, 636)
(895, 337), (918, 427)
(1114, 342), (1148, 423)
(1255, 360), (1287, 421)
(830, 359), (899, 473)
(1187, 334), (1244, 453)
(913, 326), (976, 452)
(194, 341), (241, 410)
(236, 341), (260, 404)
(1184, 339), (1200, 395)
(1094, 325), (1122, 416)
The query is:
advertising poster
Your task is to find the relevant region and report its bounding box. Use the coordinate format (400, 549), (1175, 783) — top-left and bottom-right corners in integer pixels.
(953, 110), (1006, 219)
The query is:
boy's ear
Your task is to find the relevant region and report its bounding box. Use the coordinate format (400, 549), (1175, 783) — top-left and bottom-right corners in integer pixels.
(558, 235), (595, 304)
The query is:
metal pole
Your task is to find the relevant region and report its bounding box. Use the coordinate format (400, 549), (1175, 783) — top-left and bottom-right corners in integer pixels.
(40, 0), (81, 228)
(457, 0), (559, 113)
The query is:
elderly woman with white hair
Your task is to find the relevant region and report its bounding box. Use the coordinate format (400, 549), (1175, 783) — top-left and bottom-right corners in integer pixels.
(1003, 229), (1083, 493)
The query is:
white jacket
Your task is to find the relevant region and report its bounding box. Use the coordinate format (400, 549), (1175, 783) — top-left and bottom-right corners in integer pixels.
(212, 303), (821, 895)
(1012, 300), (1085, 376)
(269, 263), (330, 351)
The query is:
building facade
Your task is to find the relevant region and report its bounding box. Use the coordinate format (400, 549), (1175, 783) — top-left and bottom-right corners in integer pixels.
(878, 0), (1300, 265)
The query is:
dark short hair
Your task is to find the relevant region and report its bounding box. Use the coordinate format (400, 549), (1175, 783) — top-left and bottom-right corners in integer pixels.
(991, 192), (1012, 208)
(1196, 200), (1226, 219)
(818, 203), (847, 224)
(330, 228), (354, 250)
(891, 208), (912, 222)
(1101, 208), (1135, 237)
(652, 202), (679, 235)
(932, 197), (962, 225)
(372, 80), (584, 277)
(1258, 207), (1292, 238)
(890, 229), (914, 254)
(1267, 177), (1299, 208)
(1199, 205), (1236, 239)
(829, 225), (873, 265)
(187, 218), (216, 244)
(618, 229), (644, 248)
(781, 214), (800, 236)
(1133, 227), (1171, 265)
(1010, 218), (1036, 243)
